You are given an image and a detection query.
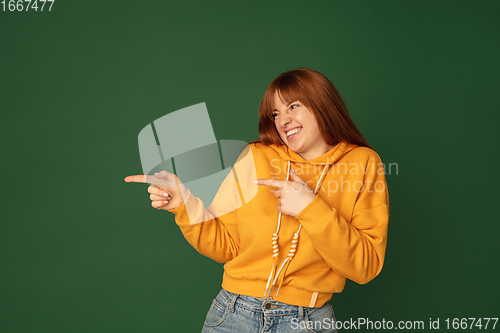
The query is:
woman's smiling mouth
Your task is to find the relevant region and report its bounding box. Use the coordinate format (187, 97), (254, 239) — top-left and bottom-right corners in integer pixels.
(286, 127), (302, 140)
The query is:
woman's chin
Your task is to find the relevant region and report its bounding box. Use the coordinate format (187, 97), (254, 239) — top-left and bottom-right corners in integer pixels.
(287, 143), (304, 155)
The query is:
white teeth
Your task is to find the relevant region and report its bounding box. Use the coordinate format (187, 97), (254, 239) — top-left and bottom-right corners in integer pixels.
(286, 128), (301, 137)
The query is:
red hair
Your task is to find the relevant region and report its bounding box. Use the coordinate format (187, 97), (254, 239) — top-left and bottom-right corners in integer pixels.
(252, 68), (372, 149)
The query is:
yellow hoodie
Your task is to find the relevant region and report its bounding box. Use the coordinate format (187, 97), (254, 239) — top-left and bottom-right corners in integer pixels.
(169, 141), (389, 308)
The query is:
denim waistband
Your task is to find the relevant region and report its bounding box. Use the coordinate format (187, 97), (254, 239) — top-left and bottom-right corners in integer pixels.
(219, 288), (307, 316)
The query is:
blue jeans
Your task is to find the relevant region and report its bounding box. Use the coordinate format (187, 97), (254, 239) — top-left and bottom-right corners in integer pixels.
(201, 289), (337, 333)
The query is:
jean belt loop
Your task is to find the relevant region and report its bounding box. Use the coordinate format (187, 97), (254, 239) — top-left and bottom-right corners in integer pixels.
(229, 293), (238, 313)
(298, 306), (304, 321)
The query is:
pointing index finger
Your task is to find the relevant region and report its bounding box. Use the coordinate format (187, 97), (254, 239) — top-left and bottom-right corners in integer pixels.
(255, 179), (285, 188)
(124, 175), (148, 183)
(124, 175), (162, 187)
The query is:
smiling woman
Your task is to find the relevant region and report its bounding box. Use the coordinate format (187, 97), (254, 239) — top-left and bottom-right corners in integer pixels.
(256, 68), (372, 156)
(125, 68), (389, 333)
(272, 94), (333, 161)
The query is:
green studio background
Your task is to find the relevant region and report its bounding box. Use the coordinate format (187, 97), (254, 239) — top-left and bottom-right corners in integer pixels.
(1, 1), (499, 332)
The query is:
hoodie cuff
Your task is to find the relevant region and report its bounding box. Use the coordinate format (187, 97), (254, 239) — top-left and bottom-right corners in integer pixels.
(296, 195), (335, 233)
(167, 189), (193, 217)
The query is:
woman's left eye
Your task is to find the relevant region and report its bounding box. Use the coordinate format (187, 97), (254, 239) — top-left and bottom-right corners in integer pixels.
(290, 104), (299, 109)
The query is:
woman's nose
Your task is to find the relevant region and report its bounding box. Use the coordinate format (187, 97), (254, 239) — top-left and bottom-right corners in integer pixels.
(279, 112), (291, 128)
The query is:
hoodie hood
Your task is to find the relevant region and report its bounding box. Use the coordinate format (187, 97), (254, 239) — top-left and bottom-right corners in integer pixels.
(270, 141), (359, 166)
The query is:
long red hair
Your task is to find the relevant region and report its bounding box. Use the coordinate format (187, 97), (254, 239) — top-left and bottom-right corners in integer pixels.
(252, 68), (371, 149)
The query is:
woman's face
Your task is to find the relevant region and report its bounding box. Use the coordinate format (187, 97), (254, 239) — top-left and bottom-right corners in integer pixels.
(272, 91), (333, 160)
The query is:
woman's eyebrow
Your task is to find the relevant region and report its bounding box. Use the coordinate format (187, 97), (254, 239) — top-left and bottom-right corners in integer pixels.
(273, 101), (297, 111)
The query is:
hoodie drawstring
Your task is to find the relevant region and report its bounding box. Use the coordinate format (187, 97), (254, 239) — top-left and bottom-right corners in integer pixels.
(264, 161), (291, 298)
(264, 161), (330, 298)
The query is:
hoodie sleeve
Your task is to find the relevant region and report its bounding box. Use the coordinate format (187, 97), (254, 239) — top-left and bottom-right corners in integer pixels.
(167, 179), (241, 264)
(295, 150), (389, 285)
(167, 145), (256, 264)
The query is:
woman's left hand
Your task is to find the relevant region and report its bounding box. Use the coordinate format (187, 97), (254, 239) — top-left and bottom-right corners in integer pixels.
(255, 168), (316, 217)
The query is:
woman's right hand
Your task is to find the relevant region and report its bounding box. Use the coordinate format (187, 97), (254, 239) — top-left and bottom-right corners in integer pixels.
(124, 170), (189, 211)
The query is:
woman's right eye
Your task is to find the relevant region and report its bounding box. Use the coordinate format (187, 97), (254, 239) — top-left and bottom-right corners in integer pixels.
(272, 113), (278, 120)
